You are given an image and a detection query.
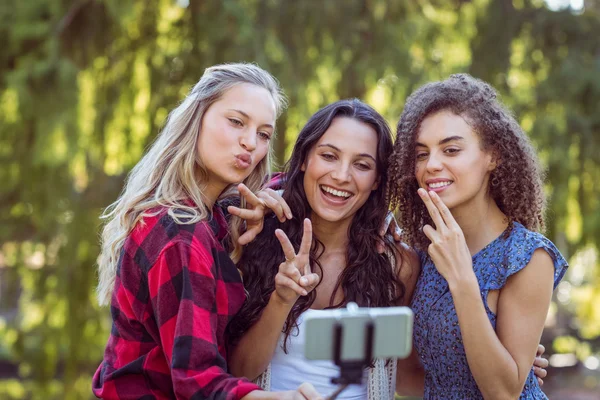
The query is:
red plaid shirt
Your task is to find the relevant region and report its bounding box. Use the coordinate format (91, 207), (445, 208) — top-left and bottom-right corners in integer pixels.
(93, 205), (260, 399)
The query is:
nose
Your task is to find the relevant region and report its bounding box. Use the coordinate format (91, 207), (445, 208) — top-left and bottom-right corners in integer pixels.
(239, 128), (257, 152)
(425, 151), (443, 173)
(331, 162), (351, 183)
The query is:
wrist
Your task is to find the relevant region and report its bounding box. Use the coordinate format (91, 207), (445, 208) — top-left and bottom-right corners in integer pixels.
(447, 270), (479, 295)
(270, 291), (297, 309)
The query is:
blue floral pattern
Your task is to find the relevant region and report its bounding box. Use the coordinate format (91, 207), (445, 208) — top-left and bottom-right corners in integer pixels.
(411, 222), (568, 399)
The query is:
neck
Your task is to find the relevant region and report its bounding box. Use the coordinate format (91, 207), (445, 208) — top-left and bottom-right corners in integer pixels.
(311, 214), (352, 253)
(451, 193), (508, 256)
(201, 182), (227, 210)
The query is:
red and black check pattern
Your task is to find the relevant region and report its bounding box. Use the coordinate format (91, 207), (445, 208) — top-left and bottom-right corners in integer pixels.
(93, 206), (260, 399)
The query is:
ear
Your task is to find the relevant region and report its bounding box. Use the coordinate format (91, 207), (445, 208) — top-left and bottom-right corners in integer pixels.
(371, 177), (380, 191)
(301, 160), (306, 171)
(487, 151), (500, 172)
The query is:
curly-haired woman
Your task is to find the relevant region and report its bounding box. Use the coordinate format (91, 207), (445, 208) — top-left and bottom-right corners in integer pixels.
(92, 63), (322, 400)
(388, 73), (567, 399)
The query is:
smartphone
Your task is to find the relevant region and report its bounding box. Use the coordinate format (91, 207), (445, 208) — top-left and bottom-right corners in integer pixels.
(303, 304), (413, 362)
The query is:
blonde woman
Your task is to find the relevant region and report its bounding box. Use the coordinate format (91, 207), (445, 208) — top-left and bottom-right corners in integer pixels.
(93, 63), (322, 400)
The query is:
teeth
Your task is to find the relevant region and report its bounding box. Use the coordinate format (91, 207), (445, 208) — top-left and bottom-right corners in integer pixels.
(321, 185), (351, 198)
(429, 181), (452, 189)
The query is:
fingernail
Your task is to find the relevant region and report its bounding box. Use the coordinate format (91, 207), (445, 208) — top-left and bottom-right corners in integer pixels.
(302, 290), (308, 296)
(287, 213), (293, 219)
(300, 277), (307, 285)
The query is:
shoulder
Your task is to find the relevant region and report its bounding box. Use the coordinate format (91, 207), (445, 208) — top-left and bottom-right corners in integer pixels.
(489, 223), (568, 290)
(125, 206), (222, 269)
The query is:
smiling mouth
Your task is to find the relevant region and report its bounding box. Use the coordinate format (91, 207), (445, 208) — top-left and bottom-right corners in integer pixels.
(320, 185), (353, 199)
(427, 181), (453, 190)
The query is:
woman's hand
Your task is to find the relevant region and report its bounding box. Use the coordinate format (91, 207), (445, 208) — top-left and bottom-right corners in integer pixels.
(377, 211), (403, 253)
(533, 344), (549, 385)
(227, 184), (292, 245)
(418, 188), (474, 287)
(242, 383), (323, 399)
(273, 218), (320, 305)
(258, 188), (293, 222)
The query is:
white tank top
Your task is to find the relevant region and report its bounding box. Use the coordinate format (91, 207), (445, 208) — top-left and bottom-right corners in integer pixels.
(269, 310), (368, 399)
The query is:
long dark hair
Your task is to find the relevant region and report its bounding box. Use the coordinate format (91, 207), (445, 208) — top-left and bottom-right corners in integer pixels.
(388, 73), (546, 251)
(228, 99), (406, 351)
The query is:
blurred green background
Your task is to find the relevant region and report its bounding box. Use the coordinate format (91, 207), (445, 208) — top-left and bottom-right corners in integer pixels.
(1, 0), (599, 399)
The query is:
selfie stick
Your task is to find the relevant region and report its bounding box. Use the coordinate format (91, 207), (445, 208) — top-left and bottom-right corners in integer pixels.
(327, 302), (374, 400)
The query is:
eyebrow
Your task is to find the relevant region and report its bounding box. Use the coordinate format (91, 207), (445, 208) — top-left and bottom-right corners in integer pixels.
(415, 135), (464, 147)
(228, 109), (274, 129)
(317, 143), (376, 162)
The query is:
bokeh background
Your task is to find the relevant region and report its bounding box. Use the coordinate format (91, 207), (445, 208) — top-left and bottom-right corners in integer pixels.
(1, 0), (599, 399)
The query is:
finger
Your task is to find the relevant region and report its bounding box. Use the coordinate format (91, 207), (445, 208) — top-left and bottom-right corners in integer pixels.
(280, 261), (303, 282)
(275, 274), (307, 296)
(237, 183), (265, 208)
(422, 224), (439, 243)
(428, 190), (460, 230)
(537, 377), (544, 386)
(533, 366), (547, 379)
(275, 229), (297, 262)
(299, 272), (319, 289)
(536, 344), (545, 357)
(417, 188), (447, 232)
(393, 226), (403, 242)
(264, 188), (293, 220)
(237, 228), (258, 245)
(298, 382), (322, 400)
(259, 192), (286, 222)
(533, 355), (549, 369)
(380, 212), (394, 237)
(298, 219), (313, 257)
(227, 205), (261, 221)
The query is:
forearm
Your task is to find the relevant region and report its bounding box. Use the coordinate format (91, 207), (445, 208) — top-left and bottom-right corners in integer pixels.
(242, 390), (280, 400)
(230, 292), (294, 380)
(450, 277), (526, 399)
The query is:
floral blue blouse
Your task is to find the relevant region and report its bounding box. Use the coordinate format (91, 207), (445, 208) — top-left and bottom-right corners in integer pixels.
(411, 222), (568, 399)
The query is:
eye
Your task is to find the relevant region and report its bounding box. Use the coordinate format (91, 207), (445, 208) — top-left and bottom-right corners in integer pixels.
(228, 118), (243, 127)
(257, 131), (271, 141)
(355, 162), (372, 171)
(321, 153), (336, 161)
(444, 147), (461, 155)
(416, 152), (428, 160)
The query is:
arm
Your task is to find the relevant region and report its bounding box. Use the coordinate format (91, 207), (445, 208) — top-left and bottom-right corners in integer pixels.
(419, 189), (554, 399)
(149, 241), (260, 400)
(393, 245), (425, 396)
(229, 219), (319, 380)
(229, 291), (295, 380)
(451, 249), (554, 399)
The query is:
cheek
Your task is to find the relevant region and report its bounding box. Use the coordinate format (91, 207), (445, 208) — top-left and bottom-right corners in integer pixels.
(254, 142), (270, 164)
(357, 171), (378, 192)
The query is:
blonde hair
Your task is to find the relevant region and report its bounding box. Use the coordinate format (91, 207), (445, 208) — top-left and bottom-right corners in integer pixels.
(96, 63), (287, 306)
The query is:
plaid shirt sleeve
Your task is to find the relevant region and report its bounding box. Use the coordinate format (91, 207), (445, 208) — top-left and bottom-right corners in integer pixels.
(148, 239), (258, 399)
(93, 209), (260, 400)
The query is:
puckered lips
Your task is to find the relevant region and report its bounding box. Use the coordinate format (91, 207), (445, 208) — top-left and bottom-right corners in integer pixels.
(425, 178), (453, 193)
(234, 153), (252, 169)
(319, 184), (354, 205)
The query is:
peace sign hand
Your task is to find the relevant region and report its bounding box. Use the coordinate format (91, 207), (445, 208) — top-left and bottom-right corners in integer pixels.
(273, 218), (320, 305)
(418, 188), (474, 287)
(226, 183), (270, 245)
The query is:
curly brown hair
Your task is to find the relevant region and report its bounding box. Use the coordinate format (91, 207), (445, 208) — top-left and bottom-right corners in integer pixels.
(388, 73), (546, 251)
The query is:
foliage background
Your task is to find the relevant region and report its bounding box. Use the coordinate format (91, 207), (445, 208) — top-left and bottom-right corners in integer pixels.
(0, 0), (599, 398)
